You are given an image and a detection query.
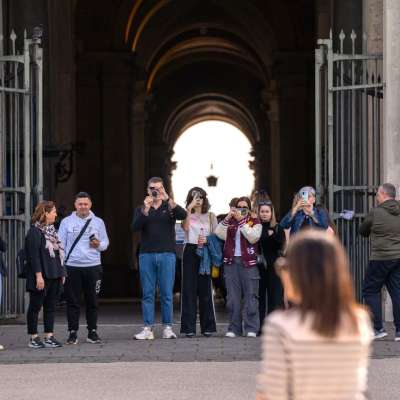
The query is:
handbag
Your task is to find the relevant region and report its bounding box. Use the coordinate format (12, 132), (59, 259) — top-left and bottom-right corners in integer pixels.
(257, 244), (268, 269)
(208, 212), (220, 278)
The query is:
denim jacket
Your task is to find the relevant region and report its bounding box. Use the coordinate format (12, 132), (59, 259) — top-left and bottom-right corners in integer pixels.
(196, 234), (223, 275)
(280, 207), (329, 236)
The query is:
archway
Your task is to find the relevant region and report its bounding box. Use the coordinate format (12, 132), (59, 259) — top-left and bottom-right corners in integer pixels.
(171, 120), (254, 215)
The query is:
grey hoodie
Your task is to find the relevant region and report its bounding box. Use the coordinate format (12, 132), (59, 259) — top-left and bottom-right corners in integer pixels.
(359, 199), (400, 260)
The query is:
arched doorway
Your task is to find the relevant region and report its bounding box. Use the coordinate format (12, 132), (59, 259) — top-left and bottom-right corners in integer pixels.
(171, 121), (254, 215)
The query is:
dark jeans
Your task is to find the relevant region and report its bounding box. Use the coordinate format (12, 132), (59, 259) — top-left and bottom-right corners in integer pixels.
(27, 278), (62, 335)
(258, 263), (284, 330)
(363, 259), (400, 331)
(180, 244), (217, 334)
(65, 265), (102, 332)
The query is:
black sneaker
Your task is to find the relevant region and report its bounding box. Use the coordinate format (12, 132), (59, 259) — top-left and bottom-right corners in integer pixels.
(66, 330), (78, 345)
(185, 332), (195, 338)
(87, 330), (102, 344)
(44, 336), (63, 348)
(202, 332), (213, 337)
(29, 336), (45, 349)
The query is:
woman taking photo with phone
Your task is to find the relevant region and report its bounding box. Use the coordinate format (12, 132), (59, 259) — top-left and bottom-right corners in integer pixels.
(180, 187), (218, 337)
(257, 200), (286, 330)
(257, 230), (373, 400)
(280, 186), (329, 236)
(25, 201), (66, 348)
(215, 197), (262, 337)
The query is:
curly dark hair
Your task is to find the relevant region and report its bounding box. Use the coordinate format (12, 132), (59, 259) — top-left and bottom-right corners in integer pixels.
(185, 187), (210, 214)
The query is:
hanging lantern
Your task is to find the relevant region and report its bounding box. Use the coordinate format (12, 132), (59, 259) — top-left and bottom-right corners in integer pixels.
(206, 163), (218, 187)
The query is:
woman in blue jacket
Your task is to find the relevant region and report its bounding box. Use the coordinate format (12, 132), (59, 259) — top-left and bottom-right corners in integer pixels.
(280, 186), (329, 236)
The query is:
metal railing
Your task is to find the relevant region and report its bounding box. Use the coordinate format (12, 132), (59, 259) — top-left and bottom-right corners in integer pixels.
(0, 29), (43, 318)
(315, 30), (383, 300)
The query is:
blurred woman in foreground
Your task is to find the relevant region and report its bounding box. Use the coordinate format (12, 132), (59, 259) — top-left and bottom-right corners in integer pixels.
(257, 230), (373, 400)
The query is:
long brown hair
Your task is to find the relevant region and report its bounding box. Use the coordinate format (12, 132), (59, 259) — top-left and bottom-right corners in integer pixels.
(281, 229), (359, 337)
(258, 200), (277, 228)
(185, 187), (210, 214)
(31, 201), (56, 225)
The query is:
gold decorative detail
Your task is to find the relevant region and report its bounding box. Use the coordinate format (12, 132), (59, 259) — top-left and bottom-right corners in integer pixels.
(124, 0), (144, 43)
(146, 37), (245, 92)
(132, 0), (171, 51)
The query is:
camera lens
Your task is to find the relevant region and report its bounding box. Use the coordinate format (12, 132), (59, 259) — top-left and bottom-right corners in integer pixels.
(151, 190), (158, 197)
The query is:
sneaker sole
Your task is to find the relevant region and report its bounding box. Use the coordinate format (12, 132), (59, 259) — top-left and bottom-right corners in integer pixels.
(162, 335), (177, 339)
(134, 336), (154, 340)
(394, 337), (400, 342)
(374, 332), (388, 339)
(44, 343), (62, 348)
(86, 338), (102, 344)
(28, 344), (45, 349)
(66, 340), (78, 345)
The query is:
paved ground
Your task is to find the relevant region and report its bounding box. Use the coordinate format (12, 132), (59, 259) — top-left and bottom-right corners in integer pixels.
(0, 302), (399, 399)
(0, 360), (399, 400)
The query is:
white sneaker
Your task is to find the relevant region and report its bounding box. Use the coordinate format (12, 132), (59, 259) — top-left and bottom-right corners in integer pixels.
(247, 332), (257, 338)
(225, 331), (236, 338)
(162, 325), (177, 339)
(0, 344), (4, 350)
(134, 327), (154, 340)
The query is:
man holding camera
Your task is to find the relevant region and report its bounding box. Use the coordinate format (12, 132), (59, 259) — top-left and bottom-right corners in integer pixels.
(59, 192), (109, 345)
(133, 177), (187, 340)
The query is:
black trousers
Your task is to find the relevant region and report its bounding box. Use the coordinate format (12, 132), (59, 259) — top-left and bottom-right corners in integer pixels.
(65, 266), (102, 332)
(258, 263), (284, 330)
(27, 278), (61, 335)
(363, 259), (400, 331)
(180, 244), (217, 334)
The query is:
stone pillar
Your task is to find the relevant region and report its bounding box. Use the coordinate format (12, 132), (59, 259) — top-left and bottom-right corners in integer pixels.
(261, 84), (281, 215)
(383, 0), (400, 322)
(364, 0), (383, 54)
(47, 0), (76, 202)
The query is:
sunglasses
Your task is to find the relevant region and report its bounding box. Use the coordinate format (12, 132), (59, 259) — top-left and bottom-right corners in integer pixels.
(259, 201), (272, 206)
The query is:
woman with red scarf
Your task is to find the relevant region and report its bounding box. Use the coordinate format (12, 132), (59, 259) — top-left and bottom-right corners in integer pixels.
(215, 197), (262, 337)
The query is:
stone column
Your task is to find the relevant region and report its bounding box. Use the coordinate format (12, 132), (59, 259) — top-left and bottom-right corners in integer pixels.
(262, 84), (281, 214)
(383, 0), (400, 322)
(364, 0), (383, 54)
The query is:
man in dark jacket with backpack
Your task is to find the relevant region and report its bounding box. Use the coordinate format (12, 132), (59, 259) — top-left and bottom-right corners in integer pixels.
(360, 183), (400, 341)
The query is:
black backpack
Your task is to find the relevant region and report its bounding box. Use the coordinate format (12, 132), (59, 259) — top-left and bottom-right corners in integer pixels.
(16, 248), (29, 279)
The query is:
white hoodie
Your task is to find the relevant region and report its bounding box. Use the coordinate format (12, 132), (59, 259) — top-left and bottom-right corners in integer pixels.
(58, 211), (109, 267)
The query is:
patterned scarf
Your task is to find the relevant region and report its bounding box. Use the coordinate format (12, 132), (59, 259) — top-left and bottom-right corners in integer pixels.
(34, 222), (65, 266)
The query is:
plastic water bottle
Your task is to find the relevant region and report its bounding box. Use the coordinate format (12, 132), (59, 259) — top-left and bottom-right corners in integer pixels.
(198, 228), (204, 249)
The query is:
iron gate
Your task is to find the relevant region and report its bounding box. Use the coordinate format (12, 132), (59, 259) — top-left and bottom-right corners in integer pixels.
(0, 29), (43, 318)
(315, 30), (384, 300)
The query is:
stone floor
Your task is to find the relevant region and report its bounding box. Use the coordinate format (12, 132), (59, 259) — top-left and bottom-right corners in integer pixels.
(0, 302), (399, 364)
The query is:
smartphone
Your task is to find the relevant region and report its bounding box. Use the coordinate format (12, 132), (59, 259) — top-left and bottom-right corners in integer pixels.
(301, 191), (309, 202)
(238, 208), (249, 216)
(89, 234), (96, 242)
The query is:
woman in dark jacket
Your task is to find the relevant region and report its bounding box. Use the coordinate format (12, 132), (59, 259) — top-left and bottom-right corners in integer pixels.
(25, 200), (66, 348)
(257, 200), (286, 331)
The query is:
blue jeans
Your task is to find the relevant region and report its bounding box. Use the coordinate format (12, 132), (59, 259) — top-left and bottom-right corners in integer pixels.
(139, 252), (176, 326)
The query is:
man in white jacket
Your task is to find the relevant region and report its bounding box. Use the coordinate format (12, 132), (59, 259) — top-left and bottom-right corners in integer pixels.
(59, 192), (109, 345)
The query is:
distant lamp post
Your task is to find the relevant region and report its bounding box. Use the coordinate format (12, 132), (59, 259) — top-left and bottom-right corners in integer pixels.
(206, 163), (218, 187)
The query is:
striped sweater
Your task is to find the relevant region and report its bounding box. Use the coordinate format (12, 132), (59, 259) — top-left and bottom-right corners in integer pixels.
(257, 308), (373, 400)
